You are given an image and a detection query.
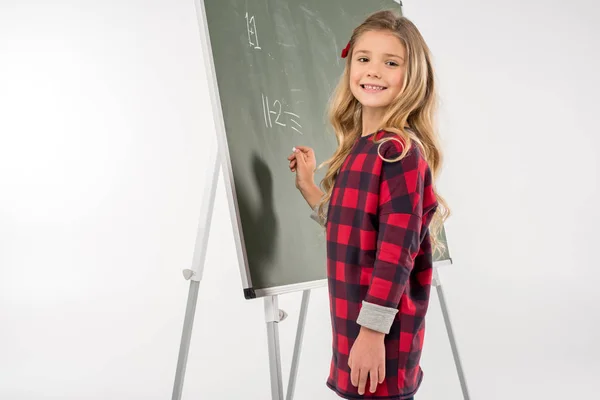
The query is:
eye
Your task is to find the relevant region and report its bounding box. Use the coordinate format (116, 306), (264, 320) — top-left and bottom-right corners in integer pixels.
(386, 61), (399, 67)
(357, 57), (369, 63)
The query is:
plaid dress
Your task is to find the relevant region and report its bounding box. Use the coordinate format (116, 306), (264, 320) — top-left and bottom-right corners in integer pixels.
(322, 130), (438, 399)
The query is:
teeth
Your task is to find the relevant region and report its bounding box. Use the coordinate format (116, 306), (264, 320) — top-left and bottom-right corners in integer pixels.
(364, 85), (384, 90)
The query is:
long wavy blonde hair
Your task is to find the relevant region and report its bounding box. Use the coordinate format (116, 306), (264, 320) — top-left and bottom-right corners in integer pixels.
(315, 10), (451, 254)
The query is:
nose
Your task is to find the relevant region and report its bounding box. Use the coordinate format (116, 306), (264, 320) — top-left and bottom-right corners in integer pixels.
(366, 68), (382, 79)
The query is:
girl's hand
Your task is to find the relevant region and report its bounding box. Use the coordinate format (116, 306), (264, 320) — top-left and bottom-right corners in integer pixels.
(287, 146), (316, 191)
(348, 327), (386, 395)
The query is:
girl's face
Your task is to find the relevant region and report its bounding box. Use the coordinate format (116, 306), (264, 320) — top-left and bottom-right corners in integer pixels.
(349, 30), (407, 112)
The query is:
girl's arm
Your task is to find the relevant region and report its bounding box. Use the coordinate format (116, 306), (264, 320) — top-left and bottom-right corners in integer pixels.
(299, 182), (324, 210)
(356, 142), (435, 335)
(302, 183), (328, 227)
(289, 145), (324, 211)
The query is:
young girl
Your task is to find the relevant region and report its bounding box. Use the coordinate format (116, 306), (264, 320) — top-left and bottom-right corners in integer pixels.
(287, 10), (450, 400)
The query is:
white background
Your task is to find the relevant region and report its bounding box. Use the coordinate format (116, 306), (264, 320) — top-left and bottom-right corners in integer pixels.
(1, 0), (598, 399)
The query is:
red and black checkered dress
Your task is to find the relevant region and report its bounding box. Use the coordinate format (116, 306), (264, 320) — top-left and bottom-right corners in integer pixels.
(324, 130), (438, 399)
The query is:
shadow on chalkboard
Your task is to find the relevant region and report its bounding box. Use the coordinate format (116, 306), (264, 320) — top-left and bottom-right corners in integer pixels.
(234, 154), (278, 275)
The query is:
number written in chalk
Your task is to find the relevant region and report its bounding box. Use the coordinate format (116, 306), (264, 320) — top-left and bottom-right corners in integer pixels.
(261, 94), (303, 135)
(245, 12), (261, 50)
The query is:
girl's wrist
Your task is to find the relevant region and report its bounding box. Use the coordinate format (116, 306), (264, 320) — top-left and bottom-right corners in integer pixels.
(359, 326), (386, 339)
(300, 182), (323, 209)
(299, 181), (318, 194)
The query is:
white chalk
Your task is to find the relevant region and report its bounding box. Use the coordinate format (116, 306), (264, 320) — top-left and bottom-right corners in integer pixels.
(292, 147), (296, 152)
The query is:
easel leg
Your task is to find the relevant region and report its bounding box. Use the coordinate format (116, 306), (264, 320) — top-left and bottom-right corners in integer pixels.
(433, 268), (471, 400)
(172, 280), (200, 400)
(172, 149), (221, 400)
(286, 289), (311, 400)
(265, 295), (286, 400)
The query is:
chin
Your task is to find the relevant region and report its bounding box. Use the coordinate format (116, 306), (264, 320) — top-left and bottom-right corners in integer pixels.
(355, 96), (392, 109)
(362, 99), (391, 108)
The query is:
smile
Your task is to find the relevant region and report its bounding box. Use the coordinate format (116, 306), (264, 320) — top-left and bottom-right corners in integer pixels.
(360, 84), (387, 92)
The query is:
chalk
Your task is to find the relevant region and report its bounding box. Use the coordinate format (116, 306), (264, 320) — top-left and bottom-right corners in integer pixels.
(292, 147), (297, 152)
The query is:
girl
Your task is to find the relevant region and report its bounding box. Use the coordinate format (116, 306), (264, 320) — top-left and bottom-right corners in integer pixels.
(287, 10), (450, 400)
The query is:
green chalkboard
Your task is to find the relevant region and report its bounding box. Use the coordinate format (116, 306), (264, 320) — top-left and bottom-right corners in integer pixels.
(199, 0), (449, 298)
(434, 225), (452, 266)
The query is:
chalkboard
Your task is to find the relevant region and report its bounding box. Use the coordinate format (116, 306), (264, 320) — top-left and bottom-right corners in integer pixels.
(196, 0), (449, 299)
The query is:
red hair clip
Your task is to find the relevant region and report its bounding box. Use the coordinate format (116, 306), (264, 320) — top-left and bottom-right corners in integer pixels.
(341, 41), (351, 58)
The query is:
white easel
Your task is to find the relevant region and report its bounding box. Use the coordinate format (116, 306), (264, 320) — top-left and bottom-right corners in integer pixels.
(172, 0), (471, 399)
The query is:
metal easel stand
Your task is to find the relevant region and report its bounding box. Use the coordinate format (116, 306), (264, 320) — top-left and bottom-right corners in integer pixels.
(171, 147), (220, 400)
(432, 267), (471, 400)
(171, 149), (311, 400)
(264, 289), (311, 400)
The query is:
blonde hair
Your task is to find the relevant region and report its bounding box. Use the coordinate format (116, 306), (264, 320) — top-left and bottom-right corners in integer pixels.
(315, 10), (451, 255)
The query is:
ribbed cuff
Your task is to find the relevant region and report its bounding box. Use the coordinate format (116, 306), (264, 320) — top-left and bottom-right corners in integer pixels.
(309, 202), (327, 227)
(356, 301), (398, 334)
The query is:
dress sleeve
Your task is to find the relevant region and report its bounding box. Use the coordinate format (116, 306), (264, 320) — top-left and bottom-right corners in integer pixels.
(310, 198), (329, 227)
(356, 141), (426, 334)
(309, 200), (328, 227)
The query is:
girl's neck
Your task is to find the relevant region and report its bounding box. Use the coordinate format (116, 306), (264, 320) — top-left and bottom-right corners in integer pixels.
(361, 107), (386, 137)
